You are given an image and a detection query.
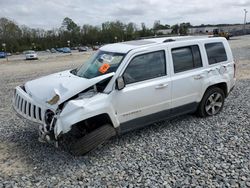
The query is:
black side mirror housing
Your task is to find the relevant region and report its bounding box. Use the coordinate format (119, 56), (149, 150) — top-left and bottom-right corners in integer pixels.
(116, 76), (125, 90)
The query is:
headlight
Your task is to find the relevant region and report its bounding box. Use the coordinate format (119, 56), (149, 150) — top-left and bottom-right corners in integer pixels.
(45, 110), (55, 126)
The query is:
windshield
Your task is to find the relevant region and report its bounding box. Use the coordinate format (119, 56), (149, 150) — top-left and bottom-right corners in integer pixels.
(74, 50), (125, 79)
(26, 51), (35, 54)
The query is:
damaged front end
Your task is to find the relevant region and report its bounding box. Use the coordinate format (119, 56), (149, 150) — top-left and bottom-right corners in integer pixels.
(13, 70), (115, 147)
(37, 88), (98, 146)
(38, 109), (59, 146)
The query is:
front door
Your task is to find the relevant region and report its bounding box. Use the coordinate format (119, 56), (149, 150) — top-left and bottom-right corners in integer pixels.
(112, 50), (172, 133)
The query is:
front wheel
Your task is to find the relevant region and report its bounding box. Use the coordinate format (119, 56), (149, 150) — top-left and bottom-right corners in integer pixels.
(69, 124), (116, 156)
(197, 87), (225, 117)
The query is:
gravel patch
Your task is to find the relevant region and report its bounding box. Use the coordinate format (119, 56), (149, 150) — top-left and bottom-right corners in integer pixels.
(0, 36), (250, 187)
(0, 79), (249, 187)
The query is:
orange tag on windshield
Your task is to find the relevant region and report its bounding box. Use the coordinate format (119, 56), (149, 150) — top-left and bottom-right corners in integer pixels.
(99, 63), (110, 74)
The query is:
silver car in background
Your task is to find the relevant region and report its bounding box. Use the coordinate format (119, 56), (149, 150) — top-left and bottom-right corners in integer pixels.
(25, 50), (38, 60)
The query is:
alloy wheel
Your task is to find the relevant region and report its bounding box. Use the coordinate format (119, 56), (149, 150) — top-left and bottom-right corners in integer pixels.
(205, 92), (223, 115)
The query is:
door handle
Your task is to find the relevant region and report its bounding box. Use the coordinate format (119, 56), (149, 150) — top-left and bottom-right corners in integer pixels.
(207, 69), (216, 73)
(155, 83), (168, 89)
(193, 75), (204, 80)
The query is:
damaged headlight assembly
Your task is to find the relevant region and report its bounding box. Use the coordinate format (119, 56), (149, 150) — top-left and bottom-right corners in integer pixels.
(45, 109), (55, 126)
(39, 109), (58, 144)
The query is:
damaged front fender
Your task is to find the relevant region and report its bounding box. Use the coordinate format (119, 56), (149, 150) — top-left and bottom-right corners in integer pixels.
(53, 93), (119, 139)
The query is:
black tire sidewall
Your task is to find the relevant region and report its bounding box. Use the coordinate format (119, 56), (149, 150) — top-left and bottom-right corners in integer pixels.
(70, 124), (116, 156)
(198, 87), (225, 117)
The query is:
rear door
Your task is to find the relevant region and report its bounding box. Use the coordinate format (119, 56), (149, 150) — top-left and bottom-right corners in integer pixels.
(169, 43), (205, 114)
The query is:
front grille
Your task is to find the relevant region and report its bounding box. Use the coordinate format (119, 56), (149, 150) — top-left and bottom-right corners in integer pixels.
(13, 88), (44, 123)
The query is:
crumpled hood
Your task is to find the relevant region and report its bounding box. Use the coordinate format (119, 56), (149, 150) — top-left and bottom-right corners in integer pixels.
(25, 70), (114, 106)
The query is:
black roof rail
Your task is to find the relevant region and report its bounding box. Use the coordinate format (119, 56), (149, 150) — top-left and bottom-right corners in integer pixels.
(137, 34), (178, 40)
(163, 39), (175, 43)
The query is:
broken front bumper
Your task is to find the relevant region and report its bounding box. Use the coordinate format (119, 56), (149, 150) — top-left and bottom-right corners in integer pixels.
(13, 86), (57, 144)
(13, 86), (45, 124)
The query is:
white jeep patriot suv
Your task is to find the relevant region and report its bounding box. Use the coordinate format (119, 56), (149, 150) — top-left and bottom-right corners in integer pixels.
(13, 36), (236, 155)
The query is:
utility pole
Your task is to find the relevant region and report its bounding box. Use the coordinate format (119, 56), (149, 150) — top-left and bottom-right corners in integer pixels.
(243, 9), (248, 34)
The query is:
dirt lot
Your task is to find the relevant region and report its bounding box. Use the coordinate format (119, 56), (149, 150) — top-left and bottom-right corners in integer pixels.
(0, 36), (250, 187)
(0, 37), (249, 80)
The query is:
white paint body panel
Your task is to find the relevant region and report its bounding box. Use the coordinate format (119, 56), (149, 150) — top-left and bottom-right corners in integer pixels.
(13, 36), (236, 138)
(24, 70), (114, 110)
(112, 76), (171, 124)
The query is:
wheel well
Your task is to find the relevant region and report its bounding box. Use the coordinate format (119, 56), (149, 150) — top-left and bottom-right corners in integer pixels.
(70, 113), (113, 134)
(59, 114), (114, 150)
(206, 82), (228, 97)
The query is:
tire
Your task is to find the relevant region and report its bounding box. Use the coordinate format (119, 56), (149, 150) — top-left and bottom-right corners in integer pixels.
(197, 87), (225, 117)
(70, 124), (116, 156)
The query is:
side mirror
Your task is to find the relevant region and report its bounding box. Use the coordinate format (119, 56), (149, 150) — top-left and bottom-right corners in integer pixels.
(116, 76), (125, 90)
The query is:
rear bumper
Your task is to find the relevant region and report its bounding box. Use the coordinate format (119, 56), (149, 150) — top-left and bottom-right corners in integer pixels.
(25, 54), (38, 60)
(26, 57), (38, 60)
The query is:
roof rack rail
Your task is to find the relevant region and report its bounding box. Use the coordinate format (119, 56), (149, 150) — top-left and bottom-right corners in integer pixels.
(163, 39), (175, 43)
(138, 34), (179, 40)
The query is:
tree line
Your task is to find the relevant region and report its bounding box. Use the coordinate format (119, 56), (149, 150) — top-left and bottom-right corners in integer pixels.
(0, 17), (192, 52)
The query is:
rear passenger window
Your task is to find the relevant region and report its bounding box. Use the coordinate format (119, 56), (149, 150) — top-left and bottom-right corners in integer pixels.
(123, 51), (166, 84)
(172, 45), (202, 73)
(205, 42), (227, 64)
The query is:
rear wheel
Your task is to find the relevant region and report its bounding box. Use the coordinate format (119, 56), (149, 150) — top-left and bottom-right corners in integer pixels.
(197, 87), (225, 117)
(69, 124), (116, 156)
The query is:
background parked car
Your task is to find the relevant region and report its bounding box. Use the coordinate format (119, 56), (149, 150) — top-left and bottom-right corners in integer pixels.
(24, 50), (38, 60)
(78, 46), (88, 52)
(56, 47), (71, 53)
(0, 51), (6, 58)
(92, 45), (100, 51)
(50, 48), (57, 53)
(56, 48), (64, 52)
(62, 47), (71, 53)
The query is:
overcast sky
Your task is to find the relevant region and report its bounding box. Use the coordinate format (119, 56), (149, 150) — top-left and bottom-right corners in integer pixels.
(0, 0), (249, 29)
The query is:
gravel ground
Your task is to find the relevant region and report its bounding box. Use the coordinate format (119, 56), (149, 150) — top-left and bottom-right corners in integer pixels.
(0, 36), (250, 187)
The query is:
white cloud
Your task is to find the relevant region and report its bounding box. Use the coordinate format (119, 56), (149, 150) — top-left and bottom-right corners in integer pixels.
(0, 0), (249, 29)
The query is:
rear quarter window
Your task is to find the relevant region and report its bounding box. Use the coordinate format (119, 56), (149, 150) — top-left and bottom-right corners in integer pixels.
(205, 42), (227, 64)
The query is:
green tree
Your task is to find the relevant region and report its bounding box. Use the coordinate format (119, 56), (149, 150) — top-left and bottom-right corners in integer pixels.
(171, 24), (179, 34)
(179, 22), (191, 35)
(0, 17), (195, 52)
(153, 20), (171, 31)
(61, 17), (80, 32)
(0, 17), (22, 52)
(139, 22), (154, 37)
(125, 22), (138, 40)
(60, 17), (81, 47)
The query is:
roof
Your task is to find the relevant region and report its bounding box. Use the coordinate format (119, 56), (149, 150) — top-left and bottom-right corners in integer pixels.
(100, 36), (221, 53)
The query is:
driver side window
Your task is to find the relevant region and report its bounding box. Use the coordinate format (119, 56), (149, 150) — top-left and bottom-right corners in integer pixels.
(123, 51), (166, 84)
